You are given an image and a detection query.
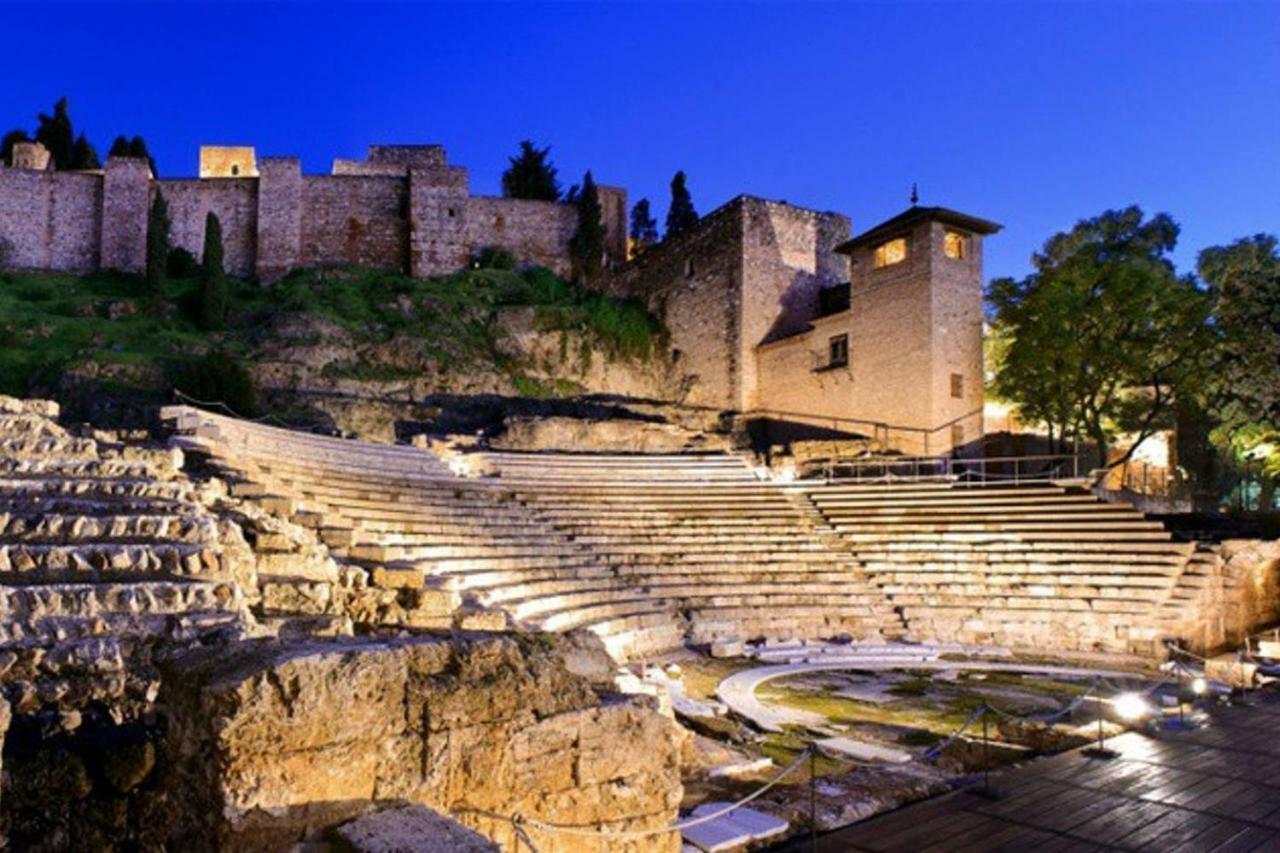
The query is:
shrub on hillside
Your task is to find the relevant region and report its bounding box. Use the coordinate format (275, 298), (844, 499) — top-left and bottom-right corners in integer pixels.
(167, 247), (200, 279)
(472, 246), (516, 271)
(168, 351), (257, 417)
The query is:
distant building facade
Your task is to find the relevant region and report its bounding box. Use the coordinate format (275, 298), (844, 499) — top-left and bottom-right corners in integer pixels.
(0, 144), (627, 281)
(609, 198), (1000, 453)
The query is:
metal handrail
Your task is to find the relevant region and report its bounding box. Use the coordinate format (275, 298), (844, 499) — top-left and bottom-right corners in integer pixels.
(819, 453), (1083, 485)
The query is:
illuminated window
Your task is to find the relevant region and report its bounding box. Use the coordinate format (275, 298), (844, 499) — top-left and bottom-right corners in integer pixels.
(950, 372), (964, 399)
(828, 334), (849, 368)
(873, 237), (907, 268)
(944, 230), (968, 260)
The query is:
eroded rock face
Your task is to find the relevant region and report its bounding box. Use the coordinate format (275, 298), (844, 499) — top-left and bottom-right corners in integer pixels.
(333, 802), (498, 852)
(492, 415), (729, 453)
(159, 634), (683, 852)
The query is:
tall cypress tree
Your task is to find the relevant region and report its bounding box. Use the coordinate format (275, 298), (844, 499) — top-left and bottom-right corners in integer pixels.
(629, 198), (659, 256)
(146, 190), (170, 295)
(35, 97), (76, 171)
(569, 171), (605, 280)
(198, 212), (227, 330)
(665, 171), (699, 239)
(71, 133), (100, 170)
(501, 140), (561, 201)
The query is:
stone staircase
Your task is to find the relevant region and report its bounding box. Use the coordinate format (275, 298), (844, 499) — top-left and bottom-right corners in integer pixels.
(474, 451), (906, 657)
(0, 398), (247, 717)
(796, 480), (1198, 656)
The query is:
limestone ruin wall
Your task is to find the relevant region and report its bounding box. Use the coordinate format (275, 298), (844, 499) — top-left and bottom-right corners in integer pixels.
(0, 145), (627, 282)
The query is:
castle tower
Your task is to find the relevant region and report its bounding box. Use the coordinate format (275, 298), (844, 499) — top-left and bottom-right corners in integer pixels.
(834, 206), (1001, 452)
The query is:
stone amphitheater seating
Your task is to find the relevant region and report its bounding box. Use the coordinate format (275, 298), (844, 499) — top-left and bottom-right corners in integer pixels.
(0, 399), (245, 711)
(164, 409), (904, 659)
(161, 407), (1256, 661)
(796, 480), (1197, 655)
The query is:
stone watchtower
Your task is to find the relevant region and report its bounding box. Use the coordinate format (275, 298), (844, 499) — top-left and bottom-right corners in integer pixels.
(833, 206), (1001, 451)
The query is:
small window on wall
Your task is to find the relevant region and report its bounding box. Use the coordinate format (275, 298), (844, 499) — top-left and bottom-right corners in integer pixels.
(951, 424), (965, 448)
(829, 334), (849, 368)
(944, 230), (968, 260)
(950, 372), (964, 399)
(684, 258), (696, 278)
(873, 237), (907, 269)
(230, 165), (240, 176)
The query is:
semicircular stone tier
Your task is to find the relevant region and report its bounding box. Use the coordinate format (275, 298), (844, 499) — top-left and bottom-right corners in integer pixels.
(165, 405), (1263, 665)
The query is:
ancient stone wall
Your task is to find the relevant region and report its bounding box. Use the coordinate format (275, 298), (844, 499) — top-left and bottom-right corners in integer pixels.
(160, 178), (259, 278)
(255, 157), (303, 281)
(0, 144), (621, 283)
(465, 196), (577, 276)
(608, 200), (746, 410)
(0, 168), (102, 271)
(300, 175), (409, 271)
(100, 157), (151, 274)
(159, 635), (684, 852)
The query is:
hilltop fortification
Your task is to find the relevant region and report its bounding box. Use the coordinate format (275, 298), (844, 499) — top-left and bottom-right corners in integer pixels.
(0, 143), (627, 282)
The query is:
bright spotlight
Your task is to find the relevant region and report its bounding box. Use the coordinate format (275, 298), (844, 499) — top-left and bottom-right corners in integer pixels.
(1191, 677), (1207, 696)
(1114, 692), (1150, 721)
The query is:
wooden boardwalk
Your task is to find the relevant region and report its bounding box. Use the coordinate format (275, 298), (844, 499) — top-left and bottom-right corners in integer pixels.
(781, 690), (1280, 852)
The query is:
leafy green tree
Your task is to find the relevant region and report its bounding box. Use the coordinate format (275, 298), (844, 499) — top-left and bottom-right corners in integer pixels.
(569, 171), (605, 280)
(1, 129), (30, 166)
(198, 212), (227, 330)
(629, 198), (658, 256)
(988, 206), (1212, 467)
(501, 140), (560, 201)
(146, 190), (171, 295)
(1198, 234), (1280, 497)
(664, 171), (698, 239)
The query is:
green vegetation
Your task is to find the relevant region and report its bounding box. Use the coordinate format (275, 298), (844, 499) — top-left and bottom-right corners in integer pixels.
(500, 140), (561, 201)
(198, 213), (227, 331)
(665, 170), (699, 239)
(629, 198), (659, 256)
(0, 263), (667, 417)
(146, 191), (171, 296)
(569, 170), (605, 281)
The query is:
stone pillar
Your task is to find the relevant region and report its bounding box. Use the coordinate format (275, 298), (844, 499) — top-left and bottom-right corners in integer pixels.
(99, 157), (151, 274)
(596, 185), (629, 268)
(408, 165), (469, 278)
(815, 211), (852, 282)
(256, 157), (302, 282)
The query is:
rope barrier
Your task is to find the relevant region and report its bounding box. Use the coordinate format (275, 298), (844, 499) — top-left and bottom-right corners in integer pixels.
(170, 389), (307, 430)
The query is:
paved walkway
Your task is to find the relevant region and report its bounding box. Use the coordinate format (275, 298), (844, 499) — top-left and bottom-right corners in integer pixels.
(773, 689), (1280, 852)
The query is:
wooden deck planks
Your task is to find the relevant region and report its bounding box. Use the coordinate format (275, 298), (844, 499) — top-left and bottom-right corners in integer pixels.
(780, 690), (1280, 852)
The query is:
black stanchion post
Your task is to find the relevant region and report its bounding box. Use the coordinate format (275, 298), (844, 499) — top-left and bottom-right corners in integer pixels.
(809, 746), (817, 852)
(982, 707), (991, 796)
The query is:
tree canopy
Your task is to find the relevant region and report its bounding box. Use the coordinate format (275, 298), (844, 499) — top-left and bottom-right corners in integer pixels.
(109, 135), (157, 176)
(146, 190), (171, 295)
(988, 206), (1213, 467)
(501, 140), (560, 201)
(568, 171), (605, 281)
(629, 198), (659, 256)
(198, 212), (227, 331)
(34, 97), (100, 171)
(664, 171), (699, 239)
(1198, 234), (1280, 479)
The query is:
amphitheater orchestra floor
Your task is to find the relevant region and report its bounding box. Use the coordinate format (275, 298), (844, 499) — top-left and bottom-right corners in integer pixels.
(779, 688), (1280, 852)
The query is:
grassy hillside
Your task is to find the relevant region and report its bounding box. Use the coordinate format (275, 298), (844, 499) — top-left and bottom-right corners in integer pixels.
(0, 264), (665, 418)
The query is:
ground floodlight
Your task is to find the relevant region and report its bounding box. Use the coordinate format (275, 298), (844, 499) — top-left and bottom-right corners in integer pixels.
(1114, 692), (1150, 721)
(1191, 677), (1207, 696)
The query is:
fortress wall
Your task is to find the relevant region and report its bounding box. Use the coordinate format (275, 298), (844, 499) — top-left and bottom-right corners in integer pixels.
(739, 200), (850, 410)
(100, 157), (151, 274)
(927, 220), (986, 447)
(0, 168), (53, 269)
(609, 201), (745, 410)
(408, 166), (469, 277)
(464, 196), (577, 276)
(299, 175), (409, 271)
(256, 158), (302, 281)
(47, 172), (103, 271)
(159, 179), (259, 278)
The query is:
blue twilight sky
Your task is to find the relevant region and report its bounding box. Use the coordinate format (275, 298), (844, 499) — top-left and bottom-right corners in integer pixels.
(2, 2), (1277, 283)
